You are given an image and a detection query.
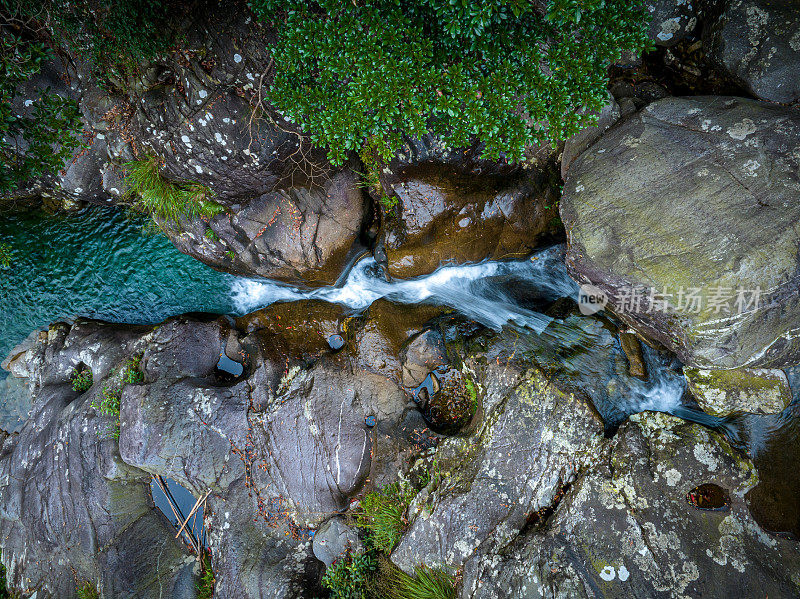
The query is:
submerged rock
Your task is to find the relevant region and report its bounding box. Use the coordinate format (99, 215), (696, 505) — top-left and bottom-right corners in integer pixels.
(685, 367), (793, 417)
(561, 96), (800, 369)
(707, 0), (800, 103)
(465, 412), (800, 599)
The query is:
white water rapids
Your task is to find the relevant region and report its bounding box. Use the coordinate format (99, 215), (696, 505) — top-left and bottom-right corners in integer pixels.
(230, 245), (689, 427)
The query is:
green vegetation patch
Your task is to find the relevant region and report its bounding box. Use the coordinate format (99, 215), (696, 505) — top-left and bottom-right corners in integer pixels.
(92, 383), (121, 439)
(124, 157), (226, 223)
(356, 483), (416, 553)
(76, 582), (99, 599)
(251, 0), (652, 165)
(370, 559), (457, 599)
(322, 551), (377, 599)
(70, 366), (94, 392)
(0, 31), (83, 193)
(123, 353), (145, 384)
(197, 551), (215, 599)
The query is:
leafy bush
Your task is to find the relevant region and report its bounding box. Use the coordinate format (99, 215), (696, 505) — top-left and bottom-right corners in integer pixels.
(356, 483), (415, 553)
(91, 384), (121, 439)
(76, 582), (99, 599)
(197, 551), (215, 599)
(0, 242), (10, 268)
(70, 366), (94, 392)
(251, 0), (652, 165)
(322, 551), (376, 599)
(124, 157), (226, 223)
(123, 354), (144, 384)
(0, 32), (83, 193)
(358, 136), (397, 212)
(369, 559), (456, 599)
(2, 0), (181, 80)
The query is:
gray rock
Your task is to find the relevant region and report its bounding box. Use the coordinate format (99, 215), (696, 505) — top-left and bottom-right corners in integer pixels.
(0, 323), (195, 598)
(561, 93), (621, 178)
(400, 329), (448, 389)
(464, 412), (800, 599)
(313, 517), (363, 567)
(707, 0), (800, 103)
(561, 96), (800, 369)
(647, 0), (698, 47)
(391, 332), (605, 573)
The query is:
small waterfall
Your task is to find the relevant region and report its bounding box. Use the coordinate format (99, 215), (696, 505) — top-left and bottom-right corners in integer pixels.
(230, 245), (688, 423)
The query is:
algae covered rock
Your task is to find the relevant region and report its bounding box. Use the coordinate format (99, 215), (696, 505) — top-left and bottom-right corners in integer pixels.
(561, 96), (800, 369)
(465, 412), (800, 599)
(685, 367), (793, 417)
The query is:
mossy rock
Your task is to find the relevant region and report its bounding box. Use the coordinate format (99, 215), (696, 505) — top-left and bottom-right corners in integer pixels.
(685, 367), (792, 417)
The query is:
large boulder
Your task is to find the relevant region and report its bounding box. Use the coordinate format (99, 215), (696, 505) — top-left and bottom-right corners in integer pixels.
(707, 0), (800, 103)
(464, 412), (800, 599)
(0, 322), (195, 598)
(561, 96), (800, 369)
(647, 0), (698, 47)
(379, 136), (561, 279)
(685, 367), (793, 417)
(391, 331), (606, 573)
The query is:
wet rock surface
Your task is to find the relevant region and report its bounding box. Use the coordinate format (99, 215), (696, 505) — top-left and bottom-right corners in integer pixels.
(561, 96), (800, 370)
(379, 137), (562, 279)
(685, 367), (793, 417)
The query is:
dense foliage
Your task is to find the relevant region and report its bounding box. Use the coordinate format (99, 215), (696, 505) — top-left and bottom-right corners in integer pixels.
(322, 551), (377, 599)
(2, 0), (179, 75)
(0, 31), (82, 193)
(251, 0), (652, 164)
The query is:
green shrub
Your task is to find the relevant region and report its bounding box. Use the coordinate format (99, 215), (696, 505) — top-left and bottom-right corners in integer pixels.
(369, 559), (456, 599)
(124, 157), (226, 223)
(0, 243), (10, 268)
(91, 384), (121, 439)
(322, 551), (376, 599)
(251, 0), (652, 165)
(0, 32), (83, 193)
(76, 582), (99, 599)
(122, 354), (144, 384)
(356, 483), (415, 553)
(70, 367), (94, 393)
(197, 551), (215, 599)
(2, 0), (181, 82)
(357, 136), (398, 213)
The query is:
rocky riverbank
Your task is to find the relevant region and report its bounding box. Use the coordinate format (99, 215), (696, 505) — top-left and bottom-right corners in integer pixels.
(2, 0), (800, 597)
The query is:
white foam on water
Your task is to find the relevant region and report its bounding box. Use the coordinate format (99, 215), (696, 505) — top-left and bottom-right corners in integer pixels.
(230, 246), (576, 334)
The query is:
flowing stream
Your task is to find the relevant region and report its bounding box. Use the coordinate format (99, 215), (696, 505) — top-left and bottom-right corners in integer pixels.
(1, 206), (798, 537)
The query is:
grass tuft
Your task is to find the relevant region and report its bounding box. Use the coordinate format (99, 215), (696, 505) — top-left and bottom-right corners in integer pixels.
(322, 551), (376, 599)
(124, 157), (226, 223)
(76, 582), (99, 599)
(356, 483), (416, 553)
(122, 354), (145, 384)
(369, 558), (456, 599)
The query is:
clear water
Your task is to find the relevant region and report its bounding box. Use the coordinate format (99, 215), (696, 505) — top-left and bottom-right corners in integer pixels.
(0, 206), (240, 381)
